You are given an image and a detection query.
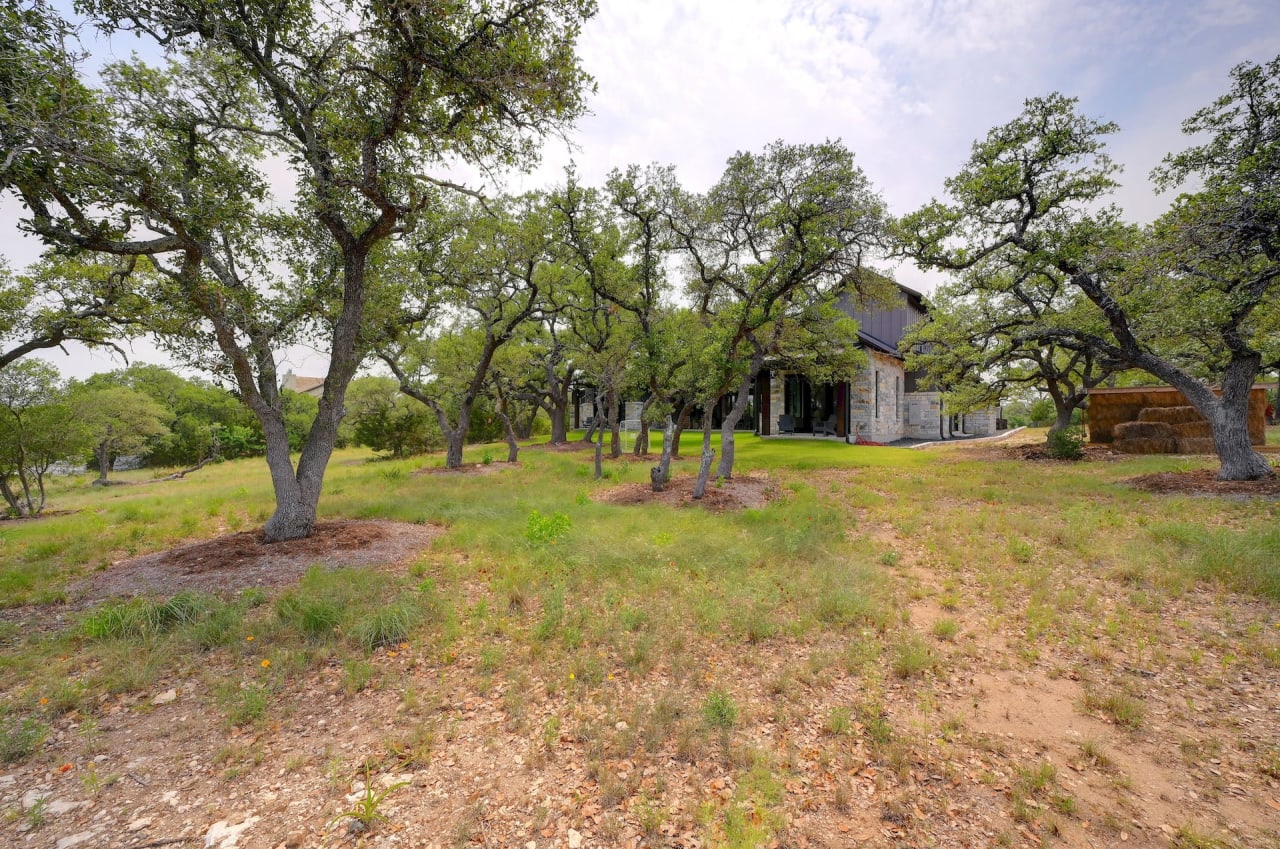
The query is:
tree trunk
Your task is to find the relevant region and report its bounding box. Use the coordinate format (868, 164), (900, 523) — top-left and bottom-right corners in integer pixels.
(262, 485), (320, 542)
(95, 443), (110, 482)
(1203, 409), (1274, 481)
(608, 390), (622, 459)
(16, 466), (36, 515)
(1132, 354), (1273, 480)
(693, 401), (716, 499)
(444, 431), (465, 468)
(495, 409), (520, 463)
(1070, 273), (1273, 481)
(1044, 383), (1085, 437)
(0, 478), (24, 517)
(422, 398), (469, 470)
(634, 420), (650, 457)
(651, 414), (675, 492)
(670, 401), (692, 459)
(548, 403), (568, 444)
(633, 397), (656, 457)
(717, 369), (755, 479)
(517, 406), (537, 440)
(33, 471), (47, 515)
(1050, 405), (1076, 436)
(593, 388), (606, 479)
(260, 405), (324, 542)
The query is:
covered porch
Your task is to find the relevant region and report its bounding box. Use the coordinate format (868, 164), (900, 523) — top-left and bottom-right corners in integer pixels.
(756, 371), (849, 439)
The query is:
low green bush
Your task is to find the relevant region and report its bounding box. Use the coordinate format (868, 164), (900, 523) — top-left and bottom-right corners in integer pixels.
(1046, 426), (1085, 460)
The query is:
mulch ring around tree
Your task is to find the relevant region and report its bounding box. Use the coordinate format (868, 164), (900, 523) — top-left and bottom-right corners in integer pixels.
(593, 471), (777, 511)
(75, 520), (443, 601)
(1125, 467), (1280, 498)
(999, 443), (1127, 461)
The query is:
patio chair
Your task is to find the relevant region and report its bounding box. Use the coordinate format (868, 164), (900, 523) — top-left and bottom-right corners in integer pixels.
(817, 414), (838, 436)
(777, 414), (795, 434)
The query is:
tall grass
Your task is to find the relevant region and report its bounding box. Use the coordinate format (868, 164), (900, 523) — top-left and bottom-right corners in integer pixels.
(2, 432), (1276, 769)
(1151, 524), (1280, 600)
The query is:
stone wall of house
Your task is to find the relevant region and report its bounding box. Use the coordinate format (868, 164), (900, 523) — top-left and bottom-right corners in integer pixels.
(903, 392), (1004, 441)
(623, 401), (645, 430)
(960, 407), (1002, 437)
(849, 352), (906, 443)
(904, 391), (949, 440)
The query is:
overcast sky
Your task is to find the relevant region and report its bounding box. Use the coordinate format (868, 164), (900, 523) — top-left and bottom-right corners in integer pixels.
(6, 0), (1279, 380)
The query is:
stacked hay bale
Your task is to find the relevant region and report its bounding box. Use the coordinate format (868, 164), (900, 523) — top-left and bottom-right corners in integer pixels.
(1137, 406), (1215, 453)
(1110, 405), (1218, 454)
(1113, 420), (1178, 454)
(1088, 385), (1267, 445)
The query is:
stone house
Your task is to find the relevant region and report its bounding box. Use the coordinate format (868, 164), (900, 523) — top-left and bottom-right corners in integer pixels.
(570, 282), (1003, 444)
(755, 284), (1003, 443)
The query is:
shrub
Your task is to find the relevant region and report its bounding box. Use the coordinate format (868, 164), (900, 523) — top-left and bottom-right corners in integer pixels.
(1046, 426), (1085, 460)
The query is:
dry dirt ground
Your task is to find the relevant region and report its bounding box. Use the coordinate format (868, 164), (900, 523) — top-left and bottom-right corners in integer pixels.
(2, 461), (1279, 849)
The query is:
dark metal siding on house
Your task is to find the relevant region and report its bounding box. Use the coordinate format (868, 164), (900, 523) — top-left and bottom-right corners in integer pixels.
(835, 289), (927, 358)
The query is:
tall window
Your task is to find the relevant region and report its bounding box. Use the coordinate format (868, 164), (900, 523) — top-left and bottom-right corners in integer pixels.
(874, 371), (880, 419)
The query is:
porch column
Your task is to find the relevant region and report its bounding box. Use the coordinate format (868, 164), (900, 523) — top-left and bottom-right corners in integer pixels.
(836, 381), (848, 439)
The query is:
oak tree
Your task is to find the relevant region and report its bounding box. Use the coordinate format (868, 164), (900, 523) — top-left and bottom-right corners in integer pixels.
(4, 0), (596, 537)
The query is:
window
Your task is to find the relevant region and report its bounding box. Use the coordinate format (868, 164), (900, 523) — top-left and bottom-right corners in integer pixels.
(874, 371), (880, 419)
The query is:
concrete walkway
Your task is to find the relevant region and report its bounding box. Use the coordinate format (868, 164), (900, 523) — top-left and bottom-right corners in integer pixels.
(902, 426), (1027, 450)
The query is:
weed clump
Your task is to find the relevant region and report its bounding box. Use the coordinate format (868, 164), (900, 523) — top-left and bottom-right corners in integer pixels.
(931, 617), (960, 641)
(0, 713), (46, 763)
(891, 635), (937, 678)
(1083, 689), (1145, 729)
(525, 510), (571, 546)
(1152, 524), (1280, 601)
(702, 689), (738, 729)
(354, 599), (420, 652)
(82, 592), (212, 640)
(276, 593), (343, 642)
